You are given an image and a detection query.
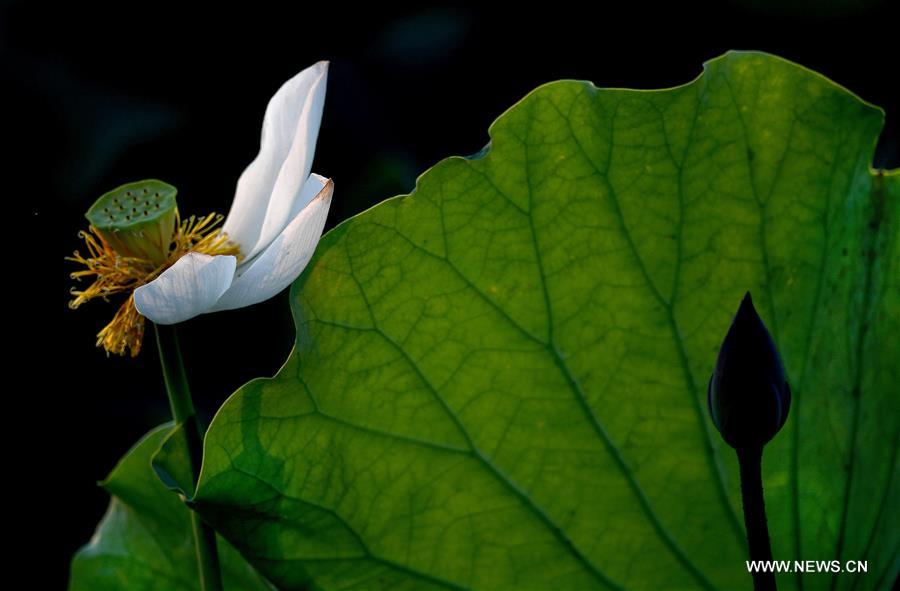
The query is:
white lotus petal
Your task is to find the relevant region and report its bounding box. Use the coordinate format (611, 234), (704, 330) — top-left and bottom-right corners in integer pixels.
(134, 253), (237, 325)
(288, 173), (331, 222)
(212, 179), (333, 312)
(222, 61), (328, 259)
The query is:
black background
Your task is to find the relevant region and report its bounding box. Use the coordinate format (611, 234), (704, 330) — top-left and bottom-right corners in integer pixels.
(5, 0), (896, 587)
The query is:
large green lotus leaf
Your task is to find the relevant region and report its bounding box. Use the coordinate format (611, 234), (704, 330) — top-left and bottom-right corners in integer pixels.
(193, 52), (899, 590)
(69, 425), (274, 590)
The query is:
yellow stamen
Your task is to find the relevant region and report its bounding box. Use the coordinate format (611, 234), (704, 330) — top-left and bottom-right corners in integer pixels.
(68, 211), (242, 357)
(96, 294), (145, 356)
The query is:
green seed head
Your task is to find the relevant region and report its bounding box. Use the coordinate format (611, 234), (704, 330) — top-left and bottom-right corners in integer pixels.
(86, 180), (178, 264)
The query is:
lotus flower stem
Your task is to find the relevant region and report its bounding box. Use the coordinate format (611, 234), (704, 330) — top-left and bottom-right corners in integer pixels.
(737, 445), (776, 591)
(155, 323), (223, 591)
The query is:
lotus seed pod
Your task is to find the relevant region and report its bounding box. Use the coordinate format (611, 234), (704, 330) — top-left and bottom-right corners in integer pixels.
(85, 180), (178, 264)
(708, 292), (791, 449)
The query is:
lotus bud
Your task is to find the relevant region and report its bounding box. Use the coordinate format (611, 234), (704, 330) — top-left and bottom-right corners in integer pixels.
(708, 292), (791, 449)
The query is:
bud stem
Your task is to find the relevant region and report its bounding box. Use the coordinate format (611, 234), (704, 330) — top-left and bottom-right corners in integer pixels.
(155, 323), (223, 591)
(737, 445), (776, 591)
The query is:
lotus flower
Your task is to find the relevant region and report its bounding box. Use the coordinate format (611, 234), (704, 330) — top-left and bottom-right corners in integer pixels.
(133, 61), (333, 325)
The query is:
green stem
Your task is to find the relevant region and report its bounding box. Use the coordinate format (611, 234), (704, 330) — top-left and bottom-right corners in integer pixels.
(155, 323), (224, 591)
(737, 445), (776, 591)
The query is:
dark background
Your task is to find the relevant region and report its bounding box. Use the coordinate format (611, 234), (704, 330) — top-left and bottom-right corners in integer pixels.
(5, 0), (896, 586)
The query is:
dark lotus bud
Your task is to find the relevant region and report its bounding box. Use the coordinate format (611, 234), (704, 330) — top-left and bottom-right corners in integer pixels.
(708, 292), (791, 449)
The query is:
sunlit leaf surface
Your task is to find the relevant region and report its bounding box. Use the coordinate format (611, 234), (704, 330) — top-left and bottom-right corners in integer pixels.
(194, 52), (897, 590)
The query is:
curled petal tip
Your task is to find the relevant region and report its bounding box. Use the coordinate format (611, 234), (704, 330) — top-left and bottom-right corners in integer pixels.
(318, 178), (334, 197)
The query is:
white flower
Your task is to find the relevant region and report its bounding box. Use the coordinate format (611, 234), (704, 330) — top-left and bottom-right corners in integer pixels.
(134, 61), (333, 325)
